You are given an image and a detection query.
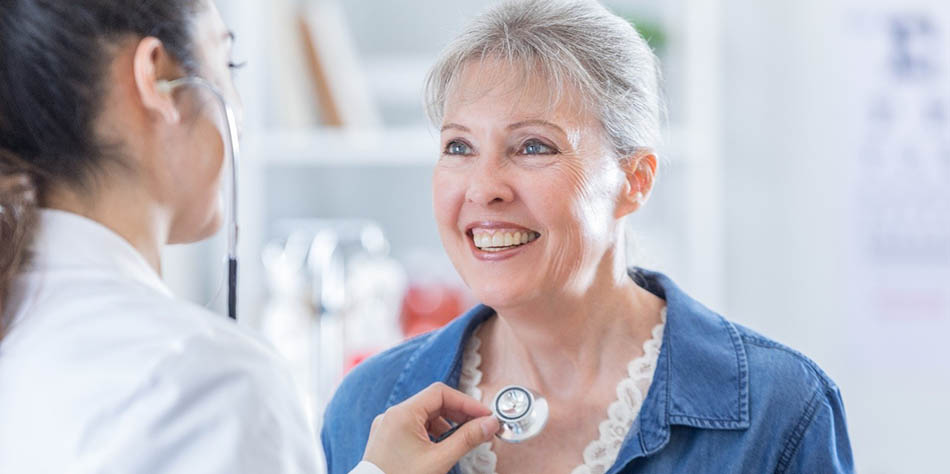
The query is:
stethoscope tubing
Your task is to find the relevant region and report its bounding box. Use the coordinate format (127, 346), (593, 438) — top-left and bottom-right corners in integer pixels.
(161, 77), (240, 320)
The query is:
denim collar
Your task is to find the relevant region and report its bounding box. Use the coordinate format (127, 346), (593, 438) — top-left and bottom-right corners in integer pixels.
(386, 268), (750, 468)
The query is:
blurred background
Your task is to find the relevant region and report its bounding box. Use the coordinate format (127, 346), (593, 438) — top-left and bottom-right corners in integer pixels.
(162, 1), (949, 472)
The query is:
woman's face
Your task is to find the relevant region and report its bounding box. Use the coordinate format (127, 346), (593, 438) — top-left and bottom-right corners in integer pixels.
(164, 2), (243, 244)
(433, 60), (632, 309)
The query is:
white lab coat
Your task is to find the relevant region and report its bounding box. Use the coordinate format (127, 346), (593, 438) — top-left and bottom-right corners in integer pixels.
(0, 210), (381, 474)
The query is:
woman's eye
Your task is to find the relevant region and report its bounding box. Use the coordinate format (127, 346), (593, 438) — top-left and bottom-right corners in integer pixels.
(520, 139), (556, 155)
(445, 140), (473, 155)
(228, 60), (247, 71)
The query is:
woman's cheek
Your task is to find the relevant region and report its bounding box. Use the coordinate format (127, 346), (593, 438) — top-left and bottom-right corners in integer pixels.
(563, 159), (621, 239)
(432, 172), (461, 233)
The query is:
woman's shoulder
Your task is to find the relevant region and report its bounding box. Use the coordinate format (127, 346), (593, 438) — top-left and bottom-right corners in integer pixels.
(637, 268), (842, 411)
(729, 323), (848, 454)
(728, 324), (852, 470)
(733, 323), (840, 397)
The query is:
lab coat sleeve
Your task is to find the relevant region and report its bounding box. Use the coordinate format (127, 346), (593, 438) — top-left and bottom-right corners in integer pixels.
(776, 386), (855, 473)
(72, 333), (322, 474)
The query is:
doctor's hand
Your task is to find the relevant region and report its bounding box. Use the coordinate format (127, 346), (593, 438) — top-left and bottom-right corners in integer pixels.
(362, 382), (500, 474)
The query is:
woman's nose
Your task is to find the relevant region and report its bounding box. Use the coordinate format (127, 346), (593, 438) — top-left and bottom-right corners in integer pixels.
(464, 156), (514, 206)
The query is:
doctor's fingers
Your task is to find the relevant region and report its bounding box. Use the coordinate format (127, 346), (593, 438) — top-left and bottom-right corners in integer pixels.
(429, 414), (500, 471)
(427, 416), (464, 440)
(408, 382), (493, 424)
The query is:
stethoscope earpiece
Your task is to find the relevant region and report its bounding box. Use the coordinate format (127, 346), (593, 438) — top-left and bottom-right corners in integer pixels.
(492, 385), (549, 443)
(156, 79), (173, 94)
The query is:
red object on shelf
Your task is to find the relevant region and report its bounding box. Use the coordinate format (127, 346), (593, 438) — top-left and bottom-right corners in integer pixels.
(345, 350), (377, 373)
(399, 284), (470, 338)
(345, 284), (471, 374)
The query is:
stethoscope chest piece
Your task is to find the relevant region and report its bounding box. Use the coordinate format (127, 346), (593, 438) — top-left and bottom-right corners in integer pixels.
(492, 385), (549, 443)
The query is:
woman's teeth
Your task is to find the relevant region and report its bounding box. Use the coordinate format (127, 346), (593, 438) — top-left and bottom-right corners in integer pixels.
(472, 230), (540, 251)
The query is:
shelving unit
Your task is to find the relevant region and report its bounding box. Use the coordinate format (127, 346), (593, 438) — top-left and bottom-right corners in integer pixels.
(174, 0), (725, 327)
(245, 128), (438, 166)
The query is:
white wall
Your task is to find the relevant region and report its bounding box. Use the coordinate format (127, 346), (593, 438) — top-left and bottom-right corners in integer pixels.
(721, 1), (949, 472)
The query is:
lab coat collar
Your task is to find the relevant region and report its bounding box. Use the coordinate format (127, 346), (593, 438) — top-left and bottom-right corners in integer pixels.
(29, 209), (173, 298)
(387, 268), (750, 469)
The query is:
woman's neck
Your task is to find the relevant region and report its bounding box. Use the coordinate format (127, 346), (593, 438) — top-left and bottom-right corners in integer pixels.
(44, 185), (169, 275)
(480, 269), (666, 400)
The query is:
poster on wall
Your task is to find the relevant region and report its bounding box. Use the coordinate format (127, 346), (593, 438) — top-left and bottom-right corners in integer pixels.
(842, 2), (950, 366)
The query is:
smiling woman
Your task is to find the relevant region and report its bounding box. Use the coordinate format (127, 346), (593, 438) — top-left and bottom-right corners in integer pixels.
(431, 57), (649, 311)
(322, 1), (854, 473)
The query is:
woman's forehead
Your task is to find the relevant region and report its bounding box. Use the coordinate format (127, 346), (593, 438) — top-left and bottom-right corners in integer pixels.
(444, 59), (595, 126)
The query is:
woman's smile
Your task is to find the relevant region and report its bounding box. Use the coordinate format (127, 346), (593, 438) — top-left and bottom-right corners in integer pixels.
(465, 221), (542, 261)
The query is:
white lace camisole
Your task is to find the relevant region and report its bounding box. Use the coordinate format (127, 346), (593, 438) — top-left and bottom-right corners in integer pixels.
(457, 309), (666, 474)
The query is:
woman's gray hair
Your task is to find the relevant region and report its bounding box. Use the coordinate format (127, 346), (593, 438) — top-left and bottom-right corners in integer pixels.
(424, 0), (663, 156)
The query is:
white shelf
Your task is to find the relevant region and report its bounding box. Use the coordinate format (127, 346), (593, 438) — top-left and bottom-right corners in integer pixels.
(245, 128), (440, 167)
(363, 54), (432, 107)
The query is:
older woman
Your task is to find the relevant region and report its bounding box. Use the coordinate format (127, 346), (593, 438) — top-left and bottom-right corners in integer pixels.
(323, 1), (853, 473)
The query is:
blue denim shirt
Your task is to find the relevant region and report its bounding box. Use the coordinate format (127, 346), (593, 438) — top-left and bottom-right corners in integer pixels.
(322, 269), (854, 473)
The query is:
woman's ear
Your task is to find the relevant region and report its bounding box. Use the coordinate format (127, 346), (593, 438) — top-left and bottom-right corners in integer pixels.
(616, 150), (658, 218)
(133, 37), (181, 124)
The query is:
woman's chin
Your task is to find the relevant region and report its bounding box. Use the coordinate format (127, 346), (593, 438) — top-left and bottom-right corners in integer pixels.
(470, 281), (537, 310)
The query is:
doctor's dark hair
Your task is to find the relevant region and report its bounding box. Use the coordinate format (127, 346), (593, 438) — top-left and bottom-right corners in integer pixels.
(0, 0), (204, 340)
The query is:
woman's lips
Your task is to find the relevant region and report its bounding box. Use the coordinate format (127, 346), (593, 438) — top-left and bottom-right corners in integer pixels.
(464, 222), (541, 260)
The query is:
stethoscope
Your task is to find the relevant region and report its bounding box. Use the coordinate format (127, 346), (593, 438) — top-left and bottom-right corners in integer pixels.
(157, 77), (241, 320)
(436, 385), (549, 444)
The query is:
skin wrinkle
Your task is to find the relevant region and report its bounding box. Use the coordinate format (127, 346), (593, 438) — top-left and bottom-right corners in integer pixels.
(546, 108), (627, 304)
(546, 145), (605, 298)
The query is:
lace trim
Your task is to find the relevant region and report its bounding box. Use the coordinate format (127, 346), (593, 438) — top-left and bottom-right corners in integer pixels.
(458, 331), (498, 473)
(458, 308), (666, 474)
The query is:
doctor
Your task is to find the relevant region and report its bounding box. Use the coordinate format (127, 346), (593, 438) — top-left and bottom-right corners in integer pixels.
(0, 1), (498, 473)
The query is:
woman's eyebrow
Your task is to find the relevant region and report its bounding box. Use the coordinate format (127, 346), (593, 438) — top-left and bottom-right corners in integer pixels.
(441, 121), (568, 135)
(441, 123), (471, 133)
(507, 119), (567, 136)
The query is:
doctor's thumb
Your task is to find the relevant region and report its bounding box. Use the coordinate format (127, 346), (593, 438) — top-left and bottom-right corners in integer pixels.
(438, 416), (500, 461)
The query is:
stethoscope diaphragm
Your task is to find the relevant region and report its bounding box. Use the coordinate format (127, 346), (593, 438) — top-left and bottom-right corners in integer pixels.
(492, 385), (549, 443)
